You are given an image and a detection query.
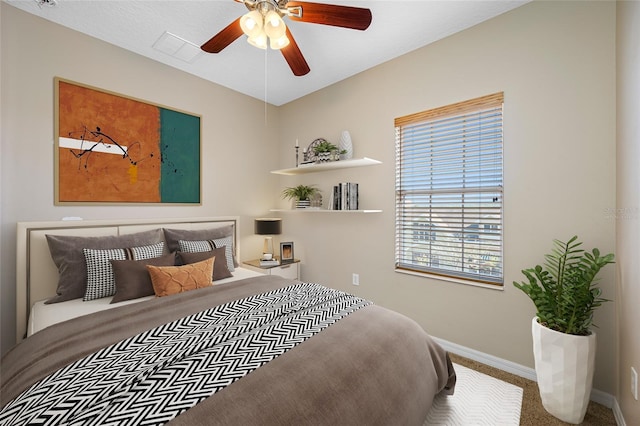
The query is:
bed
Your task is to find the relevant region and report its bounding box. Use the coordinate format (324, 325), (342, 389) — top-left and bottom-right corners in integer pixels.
(2, 217), (455, 425)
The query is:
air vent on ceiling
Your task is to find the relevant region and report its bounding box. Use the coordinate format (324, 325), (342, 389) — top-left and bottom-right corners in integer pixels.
(153, 32), (203, 63)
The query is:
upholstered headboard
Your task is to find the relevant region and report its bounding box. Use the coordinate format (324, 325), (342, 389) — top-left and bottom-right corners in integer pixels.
(15, 216), (240, 342)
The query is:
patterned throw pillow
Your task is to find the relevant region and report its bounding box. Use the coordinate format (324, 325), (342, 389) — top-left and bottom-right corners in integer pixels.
(179, 238), (235, 272)
(147, 257), (214, 297)
(178, 239), (215, 252)
(83, 242), (165, 301)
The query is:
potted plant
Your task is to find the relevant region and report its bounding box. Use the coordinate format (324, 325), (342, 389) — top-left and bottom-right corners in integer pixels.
(513, 236), (614, 424)
(313, 141), (339, 162)
(281, 184), (319, 209)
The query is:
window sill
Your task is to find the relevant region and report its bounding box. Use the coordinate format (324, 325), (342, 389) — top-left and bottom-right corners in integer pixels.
(394, 268), (504, 291)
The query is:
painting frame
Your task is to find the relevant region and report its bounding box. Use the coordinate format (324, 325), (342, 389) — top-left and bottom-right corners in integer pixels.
(54, 77), (201, 205)
(280, 242), (294, 264)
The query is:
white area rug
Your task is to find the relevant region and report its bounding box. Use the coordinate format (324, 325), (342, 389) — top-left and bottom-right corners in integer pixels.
(424, 363), (523, 426)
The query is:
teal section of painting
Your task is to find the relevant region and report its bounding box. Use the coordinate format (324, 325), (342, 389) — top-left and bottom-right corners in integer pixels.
(159, 108), (200, 203)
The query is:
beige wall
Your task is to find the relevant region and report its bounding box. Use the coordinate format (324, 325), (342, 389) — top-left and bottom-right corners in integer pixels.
(0, 0), (623, 407)
(617, 1), (640, 423)
(277, 0), (617, 394)
(0, 1), (4, 356)
(0, 4), (284, 354)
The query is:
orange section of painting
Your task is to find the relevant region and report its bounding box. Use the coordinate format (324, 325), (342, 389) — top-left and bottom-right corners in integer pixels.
(58, 81), (161, 202)
(128, 163), (138, 184)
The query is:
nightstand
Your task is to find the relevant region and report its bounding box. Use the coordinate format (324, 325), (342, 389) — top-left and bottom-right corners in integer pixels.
(243, 259), (300, 280)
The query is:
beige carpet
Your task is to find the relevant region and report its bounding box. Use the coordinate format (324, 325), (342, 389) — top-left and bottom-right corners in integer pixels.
(449, 354), (617, 425)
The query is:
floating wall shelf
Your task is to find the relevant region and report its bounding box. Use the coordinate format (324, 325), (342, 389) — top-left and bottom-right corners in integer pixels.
(270, 209), (382, 214)
(270, 157), (382, 175)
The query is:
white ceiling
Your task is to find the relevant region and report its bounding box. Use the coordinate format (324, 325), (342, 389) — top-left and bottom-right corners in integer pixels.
(5, 0), (529, 106)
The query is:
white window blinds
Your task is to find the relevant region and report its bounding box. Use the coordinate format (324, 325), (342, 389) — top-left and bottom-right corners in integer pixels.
(394, 92), (504, 285)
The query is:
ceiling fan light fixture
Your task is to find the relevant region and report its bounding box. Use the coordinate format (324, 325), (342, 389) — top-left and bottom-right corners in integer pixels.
(270, 34), (290, 50)
(264, 10), (286, 39)
(247, 32), (268, 49)
(240, 10), (263, 37)
(200, 0), (372, 76)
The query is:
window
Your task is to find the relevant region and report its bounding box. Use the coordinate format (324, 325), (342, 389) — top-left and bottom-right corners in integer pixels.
(394, 92), (504, 286)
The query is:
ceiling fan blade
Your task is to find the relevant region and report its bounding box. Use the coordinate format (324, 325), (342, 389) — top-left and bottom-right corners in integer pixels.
(201, 17), (244, 53)
(286, 1), (372, 31)
(281, 27), (310, 76)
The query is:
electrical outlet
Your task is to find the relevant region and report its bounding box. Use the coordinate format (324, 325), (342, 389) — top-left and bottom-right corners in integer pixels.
(632, 367), (638, 401)
(352, 273), (360, 286)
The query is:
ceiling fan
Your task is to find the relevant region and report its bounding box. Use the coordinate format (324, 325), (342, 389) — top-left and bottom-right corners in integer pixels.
(200, 0), (372, 76)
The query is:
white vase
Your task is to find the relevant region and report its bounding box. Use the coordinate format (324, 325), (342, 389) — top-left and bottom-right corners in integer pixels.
(339, 130), (353, 159)
(531, 317), (596, 424)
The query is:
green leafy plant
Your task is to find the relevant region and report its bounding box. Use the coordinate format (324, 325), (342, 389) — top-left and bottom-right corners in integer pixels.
(313, 141), (338, 154)
(281, 184), (319, 201)
(513, 236), (614, 336)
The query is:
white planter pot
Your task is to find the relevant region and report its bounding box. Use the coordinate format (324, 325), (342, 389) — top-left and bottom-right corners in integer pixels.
(339, 130), (353, 159)
(531, 317), (596, 424)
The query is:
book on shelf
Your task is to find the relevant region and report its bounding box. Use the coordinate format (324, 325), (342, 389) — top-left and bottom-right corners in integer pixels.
(329, 182), (359, 210)
(260, 259), (280, 267)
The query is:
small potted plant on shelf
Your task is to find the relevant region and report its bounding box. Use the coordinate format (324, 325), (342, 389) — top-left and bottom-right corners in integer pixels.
(282, 184), (319, 209)
(513, 236), (614, 424)
(313, 141), (339, 162)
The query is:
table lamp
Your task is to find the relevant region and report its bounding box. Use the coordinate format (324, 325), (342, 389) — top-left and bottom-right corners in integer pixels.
(254, 218), (282, 260)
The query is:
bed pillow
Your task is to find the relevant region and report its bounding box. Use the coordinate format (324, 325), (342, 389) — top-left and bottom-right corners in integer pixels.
(110, 252), (177, 303)
(45, 228), (165, 304)
(147, 257), (214, 297)
(179, 238), (235, 273)
(83, 242), (165, 301)
(163, 226), (238, 267)
(178, 247), (232, 281)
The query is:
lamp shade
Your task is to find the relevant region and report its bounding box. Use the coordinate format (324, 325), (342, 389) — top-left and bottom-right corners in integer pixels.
(270, 34), (290, 50)
(255, 218), (282, 235)
(240, 10), (263, 38)
(264, 11), (286, 39)
(247, 32), (268, 49)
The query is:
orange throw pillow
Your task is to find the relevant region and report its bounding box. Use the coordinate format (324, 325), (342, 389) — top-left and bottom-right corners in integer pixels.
(147, 257), (214, 297)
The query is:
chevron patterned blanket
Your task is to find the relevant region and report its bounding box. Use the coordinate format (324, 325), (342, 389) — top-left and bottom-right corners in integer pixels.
(0, 282), (371, 426)
(2, 275), (455, 425)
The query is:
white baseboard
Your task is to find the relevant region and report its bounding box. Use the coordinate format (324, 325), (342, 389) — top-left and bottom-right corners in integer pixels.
(432, 336), (538, 382)
(612, 398), (627, 426)
(433, 336), (621, 417)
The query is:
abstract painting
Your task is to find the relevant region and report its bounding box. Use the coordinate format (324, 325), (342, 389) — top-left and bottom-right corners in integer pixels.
(55, 78), (201, 204)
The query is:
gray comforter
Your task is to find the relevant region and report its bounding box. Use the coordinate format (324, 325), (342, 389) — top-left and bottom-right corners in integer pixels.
(1, 275), (455, 425)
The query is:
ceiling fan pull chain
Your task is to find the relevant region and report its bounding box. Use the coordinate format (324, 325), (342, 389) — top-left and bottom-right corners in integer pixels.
(264, 47), (268, 123)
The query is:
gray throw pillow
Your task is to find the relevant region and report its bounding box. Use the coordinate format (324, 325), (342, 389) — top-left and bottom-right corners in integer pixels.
(163, 226), (238, 267)
(110, 252), (176, 303)
(178, 247), (233, 281)
(45, 228), (164, 304)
